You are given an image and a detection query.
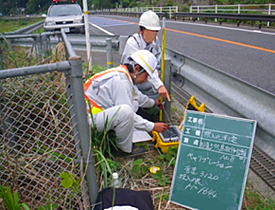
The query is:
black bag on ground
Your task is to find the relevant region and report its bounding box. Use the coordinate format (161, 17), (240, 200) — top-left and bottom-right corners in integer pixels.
(94, 187), (154, 210)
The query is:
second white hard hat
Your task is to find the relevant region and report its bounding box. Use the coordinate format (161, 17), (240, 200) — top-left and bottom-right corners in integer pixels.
(130, 50), (157, 78)
(139, 10), (161, 31)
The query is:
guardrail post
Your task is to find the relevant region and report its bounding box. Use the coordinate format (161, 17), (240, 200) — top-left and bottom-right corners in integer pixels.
(197, 6), (200, 21)
(267, 3), (271, 27)
(41, 33), (49, 58)
(35, 34), (42, 61)
(69, 55), (98, 204)
(119, 35), (128, 55)
(106, 38), (113, 68)
(215, 5), (218, 22)
(163, 58), (171, 121)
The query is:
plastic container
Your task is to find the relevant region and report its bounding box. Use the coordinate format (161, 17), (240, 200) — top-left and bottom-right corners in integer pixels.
(112, 172), (122, 188)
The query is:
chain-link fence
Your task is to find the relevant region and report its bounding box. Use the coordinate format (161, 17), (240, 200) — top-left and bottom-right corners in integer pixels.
(0, 56), (96, 209)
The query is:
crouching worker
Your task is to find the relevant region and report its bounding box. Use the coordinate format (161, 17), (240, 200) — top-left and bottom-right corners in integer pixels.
(84, 50), (169, 157)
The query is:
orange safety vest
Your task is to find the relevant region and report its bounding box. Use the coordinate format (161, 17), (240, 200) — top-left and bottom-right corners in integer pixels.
(83, 65), (133, 115)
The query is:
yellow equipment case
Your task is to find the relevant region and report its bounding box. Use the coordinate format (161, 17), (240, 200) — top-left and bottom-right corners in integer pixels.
(152, 96), (205, 153)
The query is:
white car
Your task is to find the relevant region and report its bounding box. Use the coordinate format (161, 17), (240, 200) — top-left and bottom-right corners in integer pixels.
(44, 2), (85, 33)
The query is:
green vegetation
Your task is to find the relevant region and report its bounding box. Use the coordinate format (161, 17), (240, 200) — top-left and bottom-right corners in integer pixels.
(0, 18), (43, 33)
(89, 114), (119, 188)
(82, 62), (106, 77)
(0, 185), (30, 210)
(244, 184), (275, 209)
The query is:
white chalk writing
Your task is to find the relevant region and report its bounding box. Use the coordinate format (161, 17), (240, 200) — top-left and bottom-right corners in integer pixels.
(187, 117), (204, 125)
(187, 153), (233, 169)
(180, 179), (218, 199)
(178, 174), (203, 186)
(197, 186), (218, 199)
(200, 141), (248, 160)
(204, 131), (238, 144)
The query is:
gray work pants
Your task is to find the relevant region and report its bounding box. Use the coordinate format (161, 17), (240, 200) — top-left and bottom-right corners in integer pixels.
(89, 104), (134, 153)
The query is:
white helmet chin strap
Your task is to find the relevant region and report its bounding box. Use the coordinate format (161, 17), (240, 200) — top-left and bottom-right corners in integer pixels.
(129, 61), (136, 72)
(133, 69), (145, 82)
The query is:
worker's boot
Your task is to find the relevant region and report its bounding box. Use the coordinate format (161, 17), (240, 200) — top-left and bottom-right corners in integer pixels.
(112, 144), (146, 157)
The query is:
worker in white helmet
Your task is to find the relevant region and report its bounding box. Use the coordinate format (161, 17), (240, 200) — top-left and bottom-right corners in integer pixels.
(84, 50), (169, 156)
(121, 10), (170, 122)
(121, 10), (170, 121)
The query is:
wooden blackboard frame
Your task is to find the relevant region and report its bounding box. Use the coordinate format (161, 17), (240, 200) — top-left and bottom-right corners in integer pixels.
(170, 110), (257, 210)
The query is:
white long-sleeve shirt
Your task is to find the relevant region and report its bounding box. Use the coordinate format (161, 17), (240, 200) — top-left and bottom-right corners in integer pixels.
(84, 66), (155, 132)
(121, 33), (164, 90)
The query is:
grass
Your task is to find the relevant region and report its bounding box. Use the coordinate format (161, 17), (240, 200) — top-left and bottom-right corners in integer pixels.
(244, 184), (275, 210)
(0, 18), (44, 33)
(0, 185), (30, 210)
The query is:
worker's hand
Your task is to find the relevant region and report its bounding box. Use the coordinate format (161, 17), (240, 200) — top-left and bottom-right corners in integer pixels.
(153, 122), (169, 133)
(158, 85), (170, 101)
(154, 98), (161, 106)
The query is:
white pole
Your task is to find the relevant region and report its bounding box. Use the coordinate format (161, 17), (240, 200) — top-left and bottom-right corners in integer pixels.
(267, 3), (271, 27)
(215, 5), (218, 22)
(83, 0), (92, 71)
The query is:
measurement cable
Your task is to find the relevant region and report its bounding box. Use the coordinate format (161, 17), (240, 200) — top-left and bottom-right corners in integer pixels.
(160, 102), (172, 125)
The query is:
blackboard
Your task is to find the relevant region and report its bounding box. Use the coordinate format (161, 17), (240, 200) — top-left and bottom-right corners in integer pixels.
(170, 110), (257, 210)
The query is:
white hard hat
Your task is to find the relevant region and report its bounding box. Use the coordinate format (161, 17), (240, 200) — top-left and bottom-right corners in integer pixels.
(139, 10), (161, 31)
(130, 50), (157, 78)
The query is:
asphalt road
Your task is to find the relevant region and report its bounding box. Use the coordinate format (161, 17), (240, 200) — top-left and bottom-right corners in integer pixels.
(88, 15), (275, 95)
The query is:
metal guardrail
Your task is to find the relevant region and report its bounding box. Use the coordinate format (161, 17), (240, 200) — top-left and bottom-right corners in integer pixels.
(172, 12), (275, 29)
(114, 6), (178, 13)
(90, 6), (178, 19)
(165, 48), (275, 161)
(190, 3), (275, 15)
(90, 10), (275, 29)
(89, 10), (167, 19)
(66, 34), (119, 52)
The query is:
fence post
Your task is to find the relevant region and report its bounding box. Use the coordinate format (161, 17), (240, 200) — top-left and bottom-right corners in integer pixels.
(106, 38), (113, 68)
(198, 6), (200, 21)
(163, 58), (171, 121)
(119, 35), (128, 55)
(267, 3), (271, 27)
(0, 66), (15, 143)
(215, 5), (218, 22)
(41, 33), (50, 58)
(35, 34), (42, 61)
(69, 55), (98, 204)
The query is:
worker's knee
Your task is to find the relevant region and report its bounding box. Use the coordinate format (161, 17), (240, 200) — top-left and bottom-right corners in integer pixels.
(119, 104), (134, 121)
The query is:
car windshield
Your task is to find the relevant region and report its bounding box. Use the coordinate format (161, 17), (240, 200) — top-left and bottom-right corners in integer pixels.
(48, 5), (81, 17)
